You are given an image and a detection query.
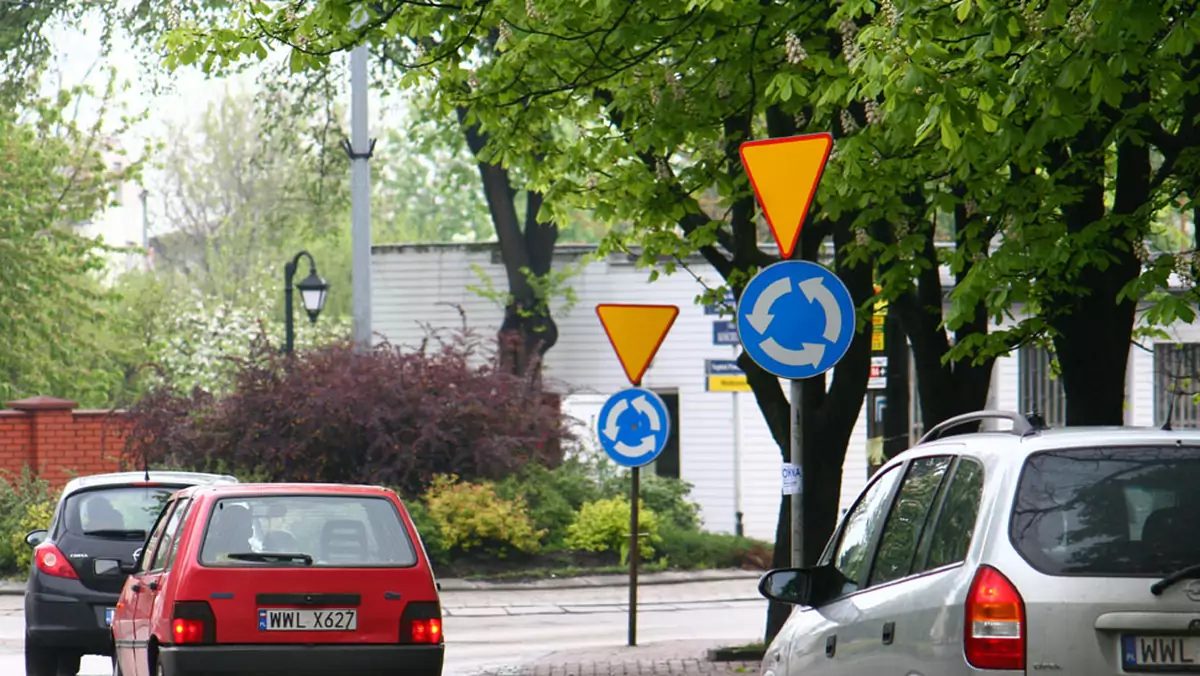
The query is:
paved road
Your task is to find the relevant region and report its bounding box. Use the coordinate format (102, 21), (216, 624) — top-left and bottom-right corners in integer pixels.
(0, 579), (766, 675)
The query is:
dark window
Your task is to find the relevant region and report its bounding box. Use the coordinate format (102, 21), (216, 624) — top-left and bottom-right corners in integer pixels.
(151, 499), (191, 572)
(868, 455), (953, 587)
(919, 458), (985, 571)
(138, 501), (177, 574)
(1019, 346), (1066, 426)
(200, 495), (417, 568)
(828, 464), (903, 596)
(651, 391), (680, 479)
(62, 485), (180, 540)
(1154, 343), (1200, 428)
(1010, 446), (1200, 576)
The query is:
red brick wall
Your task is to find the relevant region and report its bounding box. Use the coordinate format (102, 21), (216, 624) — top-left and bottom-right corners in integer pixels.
(0, 396), (128, 489)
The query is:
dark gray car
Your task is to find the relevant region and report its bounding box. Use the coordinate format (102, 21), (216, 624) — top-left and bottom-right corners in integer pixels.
(22, 470), (237, 676)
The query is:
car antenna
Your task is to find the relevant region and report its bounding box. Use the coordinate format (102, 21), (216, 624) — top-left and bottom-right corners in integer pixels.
(1162, 394), (1177, 431)
(142, 452), (151, 482)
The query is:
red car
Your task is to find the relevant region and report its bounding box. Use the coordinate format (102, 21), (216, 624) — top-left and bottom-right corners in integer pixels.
(110, 483), (444, 676)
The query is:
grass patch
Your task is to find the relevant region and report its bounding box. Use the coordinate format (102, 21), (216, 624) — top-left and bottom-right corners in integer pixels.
(707, 642), (768, 662)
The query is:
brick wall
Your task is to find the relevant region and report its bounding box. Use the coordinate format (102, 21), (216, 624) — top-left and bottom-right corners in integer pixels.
(0, 396), (128, 489)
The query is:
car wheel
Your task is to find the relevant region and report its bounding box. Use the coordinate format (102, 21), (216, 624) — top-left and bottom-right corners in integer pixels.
(23, 634), (57, 676)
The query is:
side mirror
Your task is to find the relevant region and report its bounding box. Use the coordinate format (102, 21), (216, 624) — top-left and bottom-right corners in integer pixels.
(24, 530), (48, 548)
(758, 568), (814, 606)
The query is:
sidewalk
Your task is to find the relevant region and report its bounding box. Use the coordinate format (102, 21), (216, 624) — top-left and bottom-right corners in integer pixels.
(472, 640), (762, 676)
(0, 568), (763, 597)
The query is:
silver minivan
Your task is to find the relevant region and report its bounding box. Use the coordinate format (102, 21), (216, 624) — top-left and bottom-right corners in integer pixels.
(759, 410), (1200, 675)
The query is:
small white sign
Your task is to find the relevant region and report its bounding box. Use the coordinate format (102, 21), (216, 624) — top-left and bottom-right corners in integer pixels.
(781, 462), (802, 495)
(868, 356), (888, 390)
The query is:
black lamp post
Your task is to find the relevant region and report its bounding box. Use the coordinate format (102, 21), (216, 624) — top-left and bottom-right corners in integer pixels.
(284, 250), (330, 354)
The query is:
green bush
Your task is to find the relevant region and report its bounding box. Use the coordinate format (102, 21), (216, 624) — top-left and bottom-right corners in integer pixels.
(402, 498), (450, 565)
(656, 525), (773, 570)
(566, 496), (661, 564)
(10, 500), (56, 573)
(496, 451), (703, 548)
(0, 467), (53, 574)
(423, 474), (544, 557)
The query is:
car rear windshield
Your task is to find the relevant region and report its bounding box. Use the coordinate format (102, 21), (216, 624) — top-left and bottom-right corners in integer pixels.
(62, 485), (180, 540)
(1011, 445), (1200, 576)
(198, 495), (417, 568)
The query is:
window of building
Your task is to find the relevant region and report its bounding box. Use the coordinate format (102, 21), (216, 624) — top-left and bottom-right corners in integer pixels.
(649, 390), (680, 479)
(1154, 343), (1200, 428)
(1019, 345), (1066, 426)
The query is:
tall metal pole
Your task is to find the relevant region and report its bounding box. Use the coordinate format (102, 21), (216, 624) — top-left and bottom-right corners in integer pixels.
(790, 379), (804, 567)
(628, 465), (640, 647)
(284, 260), (297, 354)
(349, 42), (373, 353)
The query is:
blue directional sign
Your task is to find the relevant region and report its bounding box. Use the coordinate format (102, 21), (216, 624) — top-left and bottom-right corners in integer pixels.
(736, 260), (856, 379)
(596, 387), (671, 468)
(712, 320), (739, 346)
(703, 291), (736, 315)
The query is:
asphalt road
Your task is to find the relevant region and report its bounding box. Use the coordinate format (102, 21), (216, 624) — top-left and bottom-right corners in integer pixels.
(0, 581), (766, 676)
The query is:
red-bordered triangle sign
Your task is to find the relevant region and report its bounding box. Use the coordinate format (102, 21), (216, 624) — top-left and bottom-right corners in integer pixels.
(739, 132), (834, 259)
(595, 304), (679, 386)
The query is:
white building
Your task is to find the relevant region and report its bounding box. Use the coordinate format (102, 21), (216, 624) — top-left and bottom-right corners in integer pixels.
(74, 138), (149, 276)
(370, 243), (1197, 541)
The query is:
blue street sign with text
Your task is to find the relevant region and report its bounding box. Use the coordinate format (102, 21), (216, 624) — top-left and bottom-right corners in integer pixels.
(712, 320), (739, 346)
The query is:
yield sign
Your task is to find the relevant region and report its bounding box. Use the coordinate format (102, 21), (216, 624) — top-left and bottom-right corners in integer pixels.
(739, 132), (834, 259)
(595, 304), (679, 386)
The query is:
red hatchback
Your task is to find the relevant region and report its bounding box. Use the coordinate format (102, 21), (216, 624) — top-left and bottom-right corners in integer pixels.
(110, 483), (444, 676)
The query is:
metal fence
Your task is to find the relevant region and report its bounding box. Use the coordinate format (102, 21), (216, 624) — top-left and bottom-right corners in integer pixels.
(1019, 345), (1067, 426)
(1154, 343), (1200, 428)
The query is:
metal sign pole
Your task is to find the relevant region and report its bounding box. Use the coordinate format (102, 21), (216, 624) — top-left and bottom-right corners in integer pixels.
(790, 379), (804, 568)
(628, 465), (640, 646)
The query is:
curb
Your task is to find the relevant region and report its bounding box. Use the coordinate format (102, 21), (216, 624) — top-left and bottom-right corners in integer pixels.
(0, 569), (764, 597)
(436, 568), (763, 592)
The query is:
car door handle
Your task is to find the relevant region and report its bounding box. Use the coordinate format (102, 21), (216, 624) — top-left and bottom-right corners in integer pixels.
(882, 621), (895, 645)
(825, 634), (837, 658)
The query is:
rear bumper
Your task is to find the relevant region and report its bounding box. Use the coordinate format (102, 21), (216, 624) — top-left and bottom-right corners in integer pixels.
(24, 580), (118, 655)
(159, 644), (444, 676)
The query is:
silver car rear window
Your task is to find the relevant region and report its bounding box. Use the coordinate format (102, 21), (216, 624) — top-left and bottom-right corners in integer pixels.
(198, 495), (417, 568)
(1010, 446), (1200, 576)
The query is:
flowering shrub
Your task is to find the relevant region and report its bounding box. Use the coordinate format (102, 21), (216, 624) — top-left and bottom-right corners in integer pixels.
(422, 474), (544, 557)
(566, 496), (661, 564)
(124, 328), (570, 496)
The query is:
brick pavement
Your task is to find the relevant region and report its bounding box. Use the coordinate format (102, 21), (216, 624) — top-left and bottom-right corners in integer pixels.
(474, 640), (761, 676)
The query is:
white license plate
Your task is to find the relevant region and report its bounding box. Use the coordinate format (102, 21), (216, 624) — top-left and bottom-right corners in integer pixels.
(104, 608), (114, 627)
(1123, 635), (1200, 668)
(257, 608), (357, 631)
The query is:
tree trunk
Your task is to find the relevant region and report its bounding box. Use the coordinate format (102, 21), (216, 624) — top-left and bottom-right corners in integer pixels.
(882, 309), (910, 462)
(456, 109), (560, 375)
(1052, 131), (1145, 425)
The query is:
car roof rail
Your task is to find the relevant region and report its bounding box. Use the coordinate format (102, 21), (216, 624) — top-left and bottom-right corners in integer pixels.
(917, 409), (1048, 445)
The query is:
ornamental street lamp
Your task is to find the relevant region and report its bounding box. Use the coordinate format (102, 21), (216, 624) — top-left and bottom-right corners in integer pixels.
(284, 250), (329, 354)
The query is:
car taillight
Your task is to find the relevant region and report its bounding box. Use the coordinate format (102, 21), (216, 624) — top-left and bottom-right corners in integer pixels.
(34, 544), (78, 579)
(400, 601), (443, 644)
(964, 565), (1025, 670)
(170, 601), (216, 645)
(410, 618), (442, 643)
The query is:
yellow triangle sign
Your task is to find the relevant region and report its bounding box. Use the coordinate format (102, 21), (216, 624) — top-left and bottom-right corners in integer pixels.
(595, 304), (679, 386)
(739, 132), (834, 259)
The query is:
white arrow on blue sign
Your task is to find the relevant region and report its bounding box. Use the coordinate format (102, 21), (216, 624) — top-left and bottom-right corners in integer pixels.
(736, 260), (856, 379)
(596, 387), (672, 468)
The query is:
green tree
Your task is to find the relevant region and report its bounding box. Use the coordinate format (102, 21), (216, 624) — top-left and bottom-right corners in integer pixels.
(0, 72), (149, 407)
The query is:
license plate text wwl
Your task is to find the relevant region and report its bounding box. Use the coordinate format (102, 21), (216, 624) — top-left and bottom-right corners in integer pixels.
(1124, 635), (1200, 669)
(258, 608), (357, 631)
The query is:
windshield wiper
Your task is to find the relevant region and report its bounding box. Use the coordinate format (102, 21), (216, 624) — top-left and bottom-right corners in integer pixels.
(1151, 563), (1200, 595)
(83, 529), (147, 540)
(225, 552), (313, 566)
